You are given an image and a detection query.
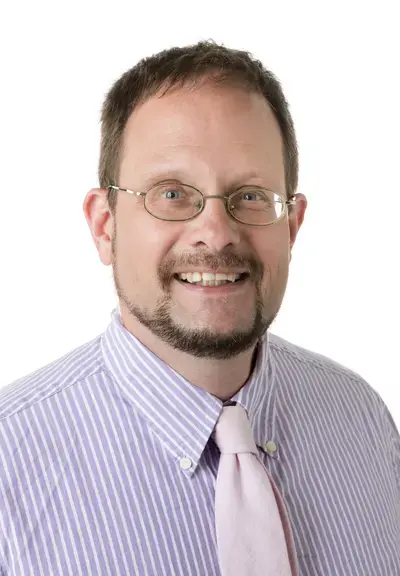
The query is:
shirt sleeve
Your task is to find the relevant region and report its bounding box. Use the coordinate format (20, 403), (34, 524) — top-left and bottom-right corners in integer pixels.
(379, 397), (400, 494)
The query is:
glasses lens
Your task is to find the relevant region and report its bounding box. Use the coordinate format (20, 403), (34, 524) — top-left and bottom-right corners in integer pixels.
(228, 188), (284, 225)
(145, 183), (203, 221)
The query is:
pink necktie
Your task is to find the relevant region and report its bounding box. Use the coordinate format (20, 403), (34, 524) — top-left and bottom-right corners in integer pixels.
(212, 404), (299, 576)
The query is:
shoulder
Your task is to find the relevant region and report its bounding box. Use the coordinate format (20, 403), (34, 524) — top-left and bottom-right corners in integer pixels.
(267, 331), (394, 426)
(268, 331), (400, 492)
(268, 331), (377, 396)
(0, 333), (105, 423)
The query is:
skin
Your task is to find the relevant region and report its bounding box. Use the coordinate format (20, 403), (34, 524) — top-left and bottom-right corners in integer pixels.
(83, 81), (307, 401)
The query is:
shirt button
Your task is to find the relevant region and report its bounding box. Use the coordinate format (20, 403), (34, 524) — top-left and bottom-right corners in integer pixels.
(179, 457), (193, 470)
(264, 441), (277, 454)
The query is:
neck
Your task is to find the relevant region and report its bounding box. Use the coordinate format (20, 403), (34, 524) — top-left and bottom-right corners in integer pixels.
(119, 306), (257, 402)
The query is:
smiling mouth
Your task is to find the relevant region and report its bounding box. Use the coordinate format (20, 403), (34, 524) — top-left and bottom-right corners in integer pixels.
(173, 272), (249, 287)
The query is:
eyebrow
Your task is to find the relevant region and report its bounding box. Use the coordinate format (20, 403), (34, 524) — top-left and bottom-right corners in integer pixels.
(140, 170), (187, 188)
(139, 167), (265, 190)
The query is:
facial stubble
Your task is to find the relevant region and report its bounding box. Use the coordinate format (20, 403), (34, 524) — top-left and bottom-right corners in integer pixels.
(111, 233), (280, 359)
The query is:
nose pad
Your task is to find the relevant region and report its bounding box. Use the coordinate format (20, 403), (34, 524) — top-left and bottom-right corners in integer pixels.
(202, 196), (234, 222)
(203, 196), (238, 231)
(194, 197), (240, 250)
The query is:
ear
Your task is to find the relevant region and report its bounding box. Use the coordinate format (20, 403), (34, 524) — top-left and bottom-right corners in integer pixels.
(288, 193), (307, 251)
(83, 188), (114, 266)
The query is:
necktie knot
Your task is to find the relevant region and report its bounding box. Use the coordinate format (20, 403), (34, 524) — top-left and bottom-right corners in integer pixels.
(212, 404), (258, 455)
(212, 404), (298, 575)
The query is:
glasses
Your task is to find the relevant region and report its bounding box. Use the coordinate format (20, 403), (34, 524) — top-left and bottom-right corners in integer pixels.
(107, 182), (296, 226)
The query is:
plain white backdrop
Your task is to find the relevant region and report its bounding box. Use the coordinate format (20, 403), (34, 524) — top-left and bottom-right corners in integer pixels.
(0, 0), (398, 427)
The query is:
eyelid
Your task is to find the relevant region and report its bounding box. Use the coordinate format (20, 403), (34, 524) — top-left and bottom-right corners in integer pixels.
(237, 185), (266, 190)
(148, 181), (271, 195)
(151, 179), (186, 188)
(231, 185), (267, 196)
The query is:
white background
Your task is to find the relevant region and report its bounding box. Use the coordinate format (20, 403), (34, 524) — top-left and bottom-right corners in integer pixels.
(0, 0), (398, 427)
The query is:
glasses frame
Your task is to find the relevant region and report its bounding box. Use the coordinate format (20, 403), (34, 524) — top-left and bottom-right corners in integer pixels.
(107, 183), (296, 227)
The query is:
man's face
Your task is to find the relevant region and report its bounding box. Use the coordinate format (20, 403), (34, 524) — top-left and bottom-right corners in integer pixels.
(108, 82), (306, 358)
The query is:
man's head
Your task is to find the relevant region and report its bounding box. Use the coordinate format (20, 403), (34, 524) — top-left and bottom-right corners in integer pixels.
(84, 41), (307, 359)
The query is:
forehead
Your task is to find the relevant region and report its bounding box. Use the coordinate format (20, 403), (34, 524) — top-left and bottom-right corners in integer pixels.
(120, 83), (285, 190)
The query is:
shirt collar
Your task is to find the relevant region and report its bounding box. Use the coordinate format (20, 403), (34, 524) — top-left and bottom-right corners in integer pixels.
(101, 308), (277, 477)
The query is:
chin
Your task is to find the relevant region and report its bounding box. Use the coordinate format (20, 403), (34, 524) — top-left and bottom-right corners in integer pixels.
(179, 315), (254, 335)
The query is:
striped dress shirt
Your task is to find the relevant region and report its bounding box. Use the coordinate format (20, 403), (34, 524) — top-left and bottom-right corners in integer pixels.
(0, 307), (399, 575)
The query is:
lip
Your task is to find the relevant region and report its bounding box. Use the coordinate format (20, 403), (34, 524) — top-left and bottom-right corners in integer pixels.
(173, 268), (249, 275)
(173, 275), (251, 296)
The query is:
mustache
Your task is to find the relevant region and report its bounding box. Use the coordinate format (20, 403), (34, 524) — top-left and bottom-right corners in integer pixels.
(158, 249), (263, 287)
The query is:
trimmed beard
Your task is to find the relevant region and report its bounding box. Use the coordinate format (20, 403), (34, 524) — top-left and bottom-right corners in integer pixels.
(111, 234), (278, 359)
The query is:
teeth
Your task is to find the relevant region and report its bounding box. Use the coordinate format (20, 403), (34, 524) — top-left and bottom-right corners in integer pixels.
(177, 272), (243, 284)
(202, 273), (214, 281)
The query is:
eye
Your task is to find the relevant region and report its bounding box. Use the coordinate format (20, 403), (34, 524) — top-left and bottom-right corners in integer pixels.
(161, 188), (185, 200)
(234, 188), (271, 206)
(242, 191), (264, 201)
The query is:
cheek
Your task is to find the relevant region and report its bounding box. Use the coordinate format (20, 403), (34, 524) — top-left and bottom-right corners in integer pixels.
(259, 256), (287, 292)
(253, 226), (289, 261)
(117, 216), (177, 286)
(254, 234), (290, 286)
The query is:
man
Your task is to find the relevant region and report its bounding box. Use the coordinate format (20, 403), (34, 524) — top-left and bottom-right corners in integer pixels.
(0, 41), (399, 576)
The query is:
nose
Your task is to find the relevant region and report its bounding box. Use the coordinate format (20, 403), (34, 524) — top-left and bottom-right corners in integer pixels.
(187, 195), (241, 251)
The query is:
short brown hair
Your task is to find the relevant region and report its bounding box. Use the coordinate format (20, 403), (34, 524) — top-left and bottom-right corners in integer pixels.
(99, 40), (299, 215)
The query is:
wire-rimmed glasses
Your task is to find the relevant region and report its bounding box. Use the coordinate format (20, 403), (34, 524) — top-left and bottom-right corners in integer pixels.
(107, 181), (296, 226)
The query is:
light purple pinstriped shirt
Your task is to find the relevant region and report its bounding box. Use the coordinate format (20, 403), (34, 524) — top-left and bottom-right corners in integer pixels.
(1, 307), (399, 575)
